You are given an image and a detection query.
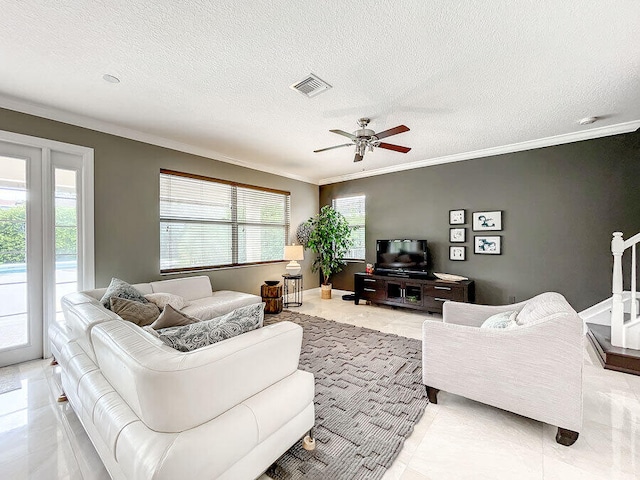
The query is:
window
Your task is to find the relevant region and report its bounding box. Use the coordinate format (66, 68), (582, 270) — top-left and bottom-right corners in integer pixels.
(332, 195), (365, 260)
(160, 170), (290, 272)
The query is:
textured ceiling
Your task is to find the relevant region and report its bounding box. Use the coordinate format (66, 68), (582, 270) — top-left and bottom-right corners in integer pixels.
(1, 1), (639, 184)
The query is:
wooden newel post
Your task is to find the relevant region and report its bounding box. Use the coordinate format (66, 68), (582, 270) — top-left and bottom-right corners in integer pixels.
(611, 232), (625, 347)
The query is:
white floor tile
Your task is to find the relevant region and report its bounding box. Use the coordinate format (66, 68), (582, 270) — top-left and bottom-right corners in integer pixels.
(1, 288), (638, 480)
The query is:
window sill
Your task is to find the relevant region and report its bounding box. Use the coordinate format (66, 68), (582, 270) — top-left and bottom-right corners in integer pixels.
(160, 260), (286, 275)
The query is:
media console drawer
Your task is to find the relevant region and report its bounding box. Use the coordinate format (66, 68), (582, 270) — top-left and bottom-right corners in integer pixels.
(354, 273), (474, 314)
(424, 284), (466, 301)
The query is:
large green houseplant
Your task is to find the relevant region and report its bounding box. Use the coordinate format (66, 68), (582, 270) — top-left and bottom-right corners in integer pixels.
(305, 205), (353, 299)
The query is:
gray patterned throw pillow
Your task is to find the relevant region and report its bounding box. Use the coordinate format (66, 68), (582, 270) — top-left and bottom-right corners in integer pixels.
(157, 302), (265, 352)
(100, 278), (148, 310)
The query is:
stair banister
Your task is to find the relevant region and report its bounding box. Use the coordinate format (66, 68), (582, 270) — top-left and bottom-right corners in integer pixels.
(611, 231), (640, 349)
(611, 232), (625, 346)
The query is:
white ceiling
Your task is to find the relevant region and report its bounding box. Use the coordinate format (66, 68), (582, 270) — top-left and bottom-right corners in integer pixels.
(1, 1), (639, 185)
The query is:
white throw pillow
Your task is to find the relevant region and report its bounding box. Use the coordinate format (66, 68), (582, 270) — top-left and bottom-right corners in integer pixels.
(144, 292), (190, 311)
(480, 310), (518, 330)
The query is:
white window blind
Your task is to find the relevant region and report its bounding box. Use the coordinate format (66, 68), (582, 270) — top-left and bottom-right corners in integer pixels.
(332, 195), (365, 260)
(160, 170), (290, 272)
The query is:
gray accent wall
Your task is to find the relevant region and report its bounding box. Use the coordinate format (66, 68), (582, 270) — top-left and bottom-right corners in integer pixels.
(321, 129), (640, 311)
(0, 108), (319, 294)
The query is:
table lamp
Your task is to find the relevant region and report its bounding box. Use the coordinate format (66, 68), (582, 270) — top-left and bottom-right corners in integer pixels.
(284, 245), (304, 275)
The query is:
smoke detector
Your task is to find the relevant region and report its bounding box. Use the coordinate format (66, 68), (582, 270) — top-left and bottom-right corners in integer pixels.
(290, 73), (332, 98)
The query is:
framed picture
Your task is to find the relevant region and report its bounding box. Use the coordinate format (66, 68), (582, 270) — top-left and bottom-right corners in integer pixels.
(474, 236), (502, 255)
(450, 246), (466, 261)
(449, 228), (466, 243)
(472, 211), (502, 231)
(449, 209), (465, 225)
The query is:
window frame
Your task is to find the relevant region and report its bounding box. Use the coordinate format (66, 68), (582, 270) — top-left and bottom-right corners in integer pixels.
(159, 169), (291, 273)
(332, 194), (366, 261)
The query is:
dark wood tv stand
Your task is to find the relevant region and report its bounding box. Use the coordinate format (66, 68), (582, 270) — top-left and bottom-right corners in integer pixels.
(354, 272), (474, 314)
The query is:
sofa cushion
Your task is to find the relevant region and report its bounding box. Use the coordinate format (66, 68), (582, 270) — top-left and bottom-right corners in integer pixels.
(516, 292), (572, 326)
(150, 275), (213, 301)
(144, 292), (190, 311)
(481, 310), (518, 329)
(150, 304), (200, 330)
(182, 290), (262, 321)
(100, 278), (149, 310)
(157, 303), (265, 352)
(110, 297), (160, 326)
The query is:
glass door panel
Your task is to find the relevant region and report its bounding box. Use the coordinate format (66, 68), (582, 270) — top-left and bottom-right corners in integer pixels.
(0, 140), (43, 367)
(0, 156), (28, 349)
(54, 168), (78, 321)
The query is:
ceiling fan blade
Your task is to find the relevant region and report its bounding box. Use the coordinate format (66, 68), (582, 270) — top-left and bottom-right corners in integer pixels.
(378, 142), (411, 153)
(374, 125), (410, 140)
(314, 143), (353, 153)
(354, 152), (364, 162)
(330, 129), (357, 140)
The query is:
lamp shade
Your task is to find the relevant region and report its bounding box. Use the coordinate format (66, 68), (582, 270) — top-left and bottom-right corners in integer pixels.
(284, 245), (304, 261)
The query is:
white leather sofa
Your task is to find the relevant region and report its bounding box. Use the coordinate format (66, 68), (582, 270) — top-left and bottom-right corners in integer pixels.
(50, 276), (315, 479)
(422, 292), (583, 446)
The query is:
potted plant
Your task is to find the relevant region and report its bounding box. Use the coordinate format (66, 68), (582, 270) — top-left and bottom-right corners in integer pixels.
(305, 205), (353, 299)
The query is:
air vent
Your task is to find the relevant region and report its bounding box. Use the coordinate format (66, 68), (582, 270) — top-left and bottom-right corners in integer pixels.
(290, 74), (332, 98)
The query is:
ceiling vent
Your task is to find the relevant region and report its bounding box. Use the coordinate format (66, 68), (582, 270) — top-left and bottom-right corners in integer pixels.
(290, 74), (332, 98)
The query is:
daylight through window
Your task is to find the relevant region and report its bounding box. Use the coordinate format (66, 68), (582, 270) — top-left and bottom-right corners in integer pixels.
(160, 170), (290, 272)
(332, 195), (365, 260)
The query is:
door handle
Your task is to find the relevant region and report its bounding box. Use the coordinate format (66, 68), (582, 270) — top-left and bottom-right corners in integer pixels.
(364, 288), (376, 292)
(434, 286), (452, 291)
(434, 297), (448, 302)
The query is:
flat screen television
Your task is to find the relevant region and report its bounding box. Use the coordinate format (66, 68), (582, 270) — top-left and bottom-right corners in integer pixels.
(375, 239), (428, 274)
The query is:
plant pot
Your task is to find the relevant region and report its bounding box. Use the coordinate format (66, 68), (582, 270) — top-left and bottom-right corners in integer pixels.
(321, 283), (332, 299)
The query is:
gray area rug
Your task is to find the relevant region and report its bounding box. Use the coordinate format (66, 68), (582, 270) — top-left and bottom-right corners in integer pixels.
(0, 365), (21, 395)
(264, 311), (428, 480)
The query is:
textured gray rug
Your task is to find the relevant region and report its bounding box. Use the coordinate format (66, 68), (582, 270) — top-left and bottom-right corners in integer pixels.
(264, 311), (428, 480)
(0, 365), (21, 395)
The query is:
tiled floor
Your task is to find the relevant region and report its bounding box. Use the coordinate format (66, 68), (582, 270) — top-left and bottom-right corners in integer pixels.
(1, 288), (639, 479)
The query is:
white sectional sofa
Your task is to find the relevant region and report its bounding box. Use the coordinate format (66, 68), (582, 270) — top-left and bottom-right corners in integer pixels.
(50, 276), (315, 480)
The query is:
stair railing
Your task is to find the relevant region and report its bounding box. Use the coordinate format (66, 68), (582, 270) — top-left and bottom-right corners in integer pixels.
(611, 231), (640, 348)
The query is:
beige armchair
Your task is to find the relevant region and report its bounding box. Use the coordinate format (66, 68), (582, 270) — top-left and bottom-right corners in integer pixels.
(422, 292), (583, 446)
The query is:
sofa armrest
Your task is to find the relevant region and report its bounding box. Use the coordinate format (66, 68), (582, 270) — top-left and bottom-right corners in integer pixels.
(442, 300), (528, 327)
(422, 314), (584, 431)
(92, 320), (304, 433)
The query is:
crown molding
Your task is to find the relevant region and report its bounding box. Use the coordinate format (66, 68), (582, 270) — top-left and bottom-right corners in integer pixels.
(2, 94), (638, 188)
(0, 94), (317, 185)
(318, 120), (640, 185)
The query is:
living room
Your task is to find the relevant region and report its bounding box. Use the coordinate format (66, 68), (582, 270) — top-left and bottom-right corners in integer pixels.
(1, 2), (639, 479)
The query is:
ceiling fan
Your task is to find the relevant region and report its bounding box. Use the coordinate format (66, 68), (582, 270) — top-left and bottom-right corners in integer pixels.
(314, 118), (411, 162)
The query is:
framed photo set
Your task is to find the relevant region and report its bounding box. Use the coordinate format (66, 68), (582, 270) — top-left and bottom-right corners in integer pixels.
(472, 211), (502, 231)
(450, 246), (466, 261)
(449, 228), (466, 243)
(449, 209), (465, 225)
(474, 236), (502, 255)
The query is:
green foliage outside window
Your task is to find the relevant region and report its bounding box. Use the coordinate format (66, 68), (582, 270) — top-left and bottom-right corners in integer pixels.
(0, 205), (77, 264)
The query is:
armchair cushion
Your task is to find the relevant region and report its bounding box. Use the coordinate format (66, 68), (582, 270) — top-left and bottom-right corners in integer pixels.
(516, 292), (571, 326)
